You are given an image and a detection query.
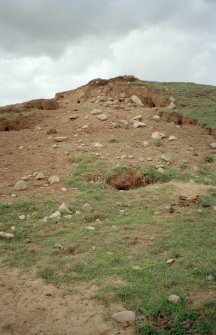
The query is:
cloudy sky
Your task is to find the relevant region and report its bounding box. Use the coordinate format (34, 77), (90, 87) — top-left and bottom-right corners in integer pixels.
(0, 0), (216, 105)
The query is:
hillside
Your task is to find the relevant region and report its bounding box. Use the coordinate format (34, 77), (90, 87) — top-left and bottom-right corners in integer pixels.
(0, 76), (216, 335)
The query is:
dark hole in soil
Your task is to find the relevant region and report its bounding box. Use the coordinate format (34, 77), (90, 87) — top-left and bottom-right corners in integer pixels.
(107, 169), (147, 190)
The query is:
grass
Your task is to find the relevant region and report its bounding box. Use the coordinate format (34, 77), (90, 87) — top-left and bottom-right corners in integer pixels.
(0, 158), (216, 334)
(154, 139), (164, 147)
(109, 136), (119, 143)
(132, 80), (216, 135)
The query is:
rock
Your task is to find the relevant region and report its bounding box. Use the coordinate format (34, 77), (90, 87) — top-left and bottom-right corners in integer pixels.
(69, 114), (78, 120)
(147, 157), (152, 161)
(11, 193), (17, 198)
(206, 275), (214, 281)
(86, 226), (95, 230)
(169, 97), (176, 103)
(158, 168), (165, 173)
(82, 124), (89, 130)
(152, 131), (163, 140)
(0, 232), (14, 240)
(132, 115), (142, 121)
(167, 259), (175, 264)
(133, 121), (146, 128)
(168, 294), (180, 304)
(169, 135), (177, 141)
(161, 154), (172, 163)
(131, 95), (144, 106)
(213, 206), (216, 211)
(53, 136), (68, 142)
(120, 119), (129, 126)
(132, 265), (142, 270)
(14, 180), (27, 191)
(82, 203), (93, 212)
(91, 108), (102, 115)
(58, 203), (70, 214)
(152, 115), (160, 121)
(143, 141), (149, 147)
(54, 243), (64, 250)
(167, 102), (176, 110)
(47, 128), (57, 135)
(93, 143), (104, 149)
(22, 175), (31, 181)
(19, 215), (26, 220)
(97, 113), (108, 121)
(210, 143), (216, 149)
(49, 211), (61, 219)
(65, 215), (72, 219)
(112, 311), (136, 324)
(35, 172), (45, 180)
(48, 176), (60, 184)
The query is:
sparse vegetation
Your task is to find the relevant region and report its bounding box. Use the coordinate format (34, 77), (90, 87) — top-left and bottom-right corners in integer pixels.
(205, 155), (214, 163)
(154, 139), (164, 147)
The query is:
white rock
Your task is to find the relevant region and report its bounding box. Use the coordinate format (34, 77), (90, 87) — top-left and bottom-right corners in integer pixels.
(49, 211), (61, 219)
(133, 121), (146, 128)
(206, 275), (214, 281)
(151, 131), (162, 140)
(82, 124), (89, 130)
(65, 215), (72, 219)
(86, 226), (95, 230)
(42, 217), (48, 222)
(58, 203), (70, 214)
(11, 226), (16, 232)
(158, 168), (165, 173)
(168, 294), (180, 304)
(132, 265), (142, 270)
(35, 172), (45, 180)
(213, 206), (216, 211)
(169, 97), (176, 103)
(91, 108), (102, 115)
(131, 95), (144, 106)
(161, 154), (172, 162)
(210, 143), (216, 149)
(97, 113), (108, 121)
(61, 188), (67, 192)
(152, 115), (160, 121)
(54, 136), (68, 142)
(147, 157), (152, 161)
(48, 176), (60, 184)
(167, 102), (176, 110)
(19, 215), (26, 220)
(112, 311), (136, 324)
(167, 259), (175, 264)
(69, 114), (78, 120)
(14, 180), (27, 191)
(93, 143), (104, 149)
(132, 115), (142, 121)
(169, 136), (177, 141)
(143, 141), (149, 147)
(0, 232), (14, 240)
(22, 176), (31, 181)
(75, 210), (81, 215)
(11, 193), (17, 198)
(82, 203), (93, 212)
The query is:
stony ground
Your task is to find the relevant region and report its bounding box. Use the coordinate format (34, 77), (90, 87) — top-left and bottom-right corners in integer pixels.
(0, 76), (216, 334)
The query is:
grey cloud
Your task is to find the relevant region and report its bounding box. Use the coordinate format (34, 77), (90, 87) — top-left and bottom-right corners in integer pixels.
(0, 0), (215, 56)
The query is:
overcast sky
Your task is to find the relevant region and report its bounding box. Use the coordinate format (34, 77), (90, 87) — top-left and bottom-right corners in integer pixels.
(0, 0), (216, 105)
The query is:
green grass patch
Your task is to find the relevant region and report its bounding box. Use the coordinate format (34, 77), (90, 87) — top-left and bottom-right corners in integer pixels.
(1, 158), (216, 334)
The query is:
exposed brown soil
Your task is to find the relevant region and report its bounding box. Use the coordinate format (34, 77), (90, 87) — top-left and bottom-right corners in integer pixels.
(0, 264), (133, 335)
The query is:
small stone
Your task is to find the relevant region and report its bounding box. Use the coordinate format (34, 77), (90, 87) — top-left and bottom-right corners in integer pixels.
(42, 217), (48, 223)
(169, 97), (176, 103)
(131, 95), (144, 106)
(69, 114), (78, 120)
(169, 135), (177, 141)
(14, 180), (27, 191)
(19, 215), (26, 220)
(11, 226), (16, 232)
(161, 154), (172, 162)
(213, 206), (216, 211)
(59, 203), (70, 214)
(132, 115), (142, 121)
(210, 143), (216, 149)
(120, 119), (129, 126)
(35, 172), (45, 180)
(54, 243), (64, 250)
(93, 143), (104, 149)
(167, 259), (175, 264)
(49, 211), (61, 219)
(22, 176), (31, 181)
(53, 136), (68, 142)
(133, 121), (146, 128)
(75, 210), (81, 215)
(158, 168), (165, 173)
(132, 266), (142, 270)
(112, 311), (136, 324)
(91, 108), (102, 115)
(167, 102), (176, 110)
(97, 113), (108, 121)
(48, 176), (60, 184)
(64, 215), (72, 219)
(61, 188), (67, 192)
(152, 115), (160, 121)
(143, 141), (149, 147)
(82, 203), (93, 212)
(206, 275), (214, 281)
(11, 193), (17, 198)
(86, 226), (95, 230)
(0, 232), (14, 240)
(47, 128), (57, 135)
(168, 294), (180, 304)
(151, 131), (162, 140)
(19, 145), (24, 150)
(82, 124), (89, 130)
(147, 157), (152, 161)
